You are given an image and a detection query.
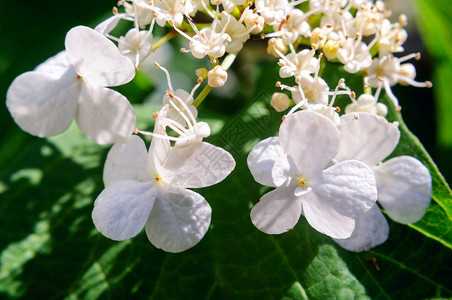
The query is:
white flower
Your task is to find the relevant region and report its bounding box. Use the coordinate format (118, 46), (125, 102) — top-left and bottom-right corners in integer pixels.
(208, 65), (228, 87)
(336, 29), (374, 73)
(92, 120), (235, 252)
(345, 93), (388, 117)
(378, 18), (407, 54)
(333, 112), (432, 251)
(247, 111), (377, 238)
(276, 8), (311, 45)
(277, 48), (318, 78)
(218, 13), (250, 53)
(122, 0), (155, 28)
(153, 0), (193, 27)
(255, 0), (288, 26)
(175, 8), (231, 59)
(118, 28), (153, 67)
(365, 54), (432, 110)
(6, 26), (136, 144)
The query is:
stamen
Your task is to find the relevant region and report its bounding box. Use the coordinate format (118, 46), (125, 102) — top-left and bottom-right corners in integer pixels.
(155, 62), (174, 92)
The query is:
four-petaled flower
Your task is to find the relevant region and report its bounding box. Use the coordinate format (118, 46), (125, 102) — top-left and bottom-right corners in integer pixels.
(92, 118), (235, 252)
(333, 112), (432, 251)
(247, 110), (378, 239)
(6, 26), (136, 144)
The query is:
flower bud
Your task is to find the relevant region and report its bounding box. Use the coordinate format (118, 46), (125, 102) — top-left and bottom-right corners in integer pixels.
(244, 11), (265, 34)
(323, 40), (340, 60)
(310, 28), (326, 49)
(208, 65), (228, 88)
(267, 38), (287, 58)
(398, 63), (416, 86)
(271, 92), (290, 112)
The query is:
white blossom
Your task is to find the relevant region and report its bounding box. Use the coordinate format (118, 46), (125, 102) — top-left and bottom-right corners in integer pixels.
(6, 26), (136, 144)
(93, 118), (235, 252)
(247, 111), (377, 238)
(333, 112), (432, 251)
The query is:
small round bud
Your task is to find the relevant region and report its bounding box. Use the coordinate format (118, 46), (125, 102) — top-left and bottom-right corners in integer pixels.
(208, 65), (228, 88)
(197, 121), (211, 138)
(376, 102), (388, 117)
(310, 28), (326, 49)
(270, 92), (290, 112)
(398, 63), (416, 86)
(267, 38), (287, 58)
(323, 40), (340, 60)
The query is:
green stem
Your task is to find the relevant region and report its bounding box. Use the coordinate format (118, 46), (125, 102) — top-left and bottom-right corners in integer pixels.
(152, 30), (178, 52)
(193, 53), (237, 107)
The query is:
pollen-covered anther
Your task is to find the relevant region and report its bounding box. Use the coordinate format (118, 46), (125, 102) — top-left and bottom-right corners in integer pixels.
(415, 52), (421, 60)
(275, 81), (282, 88)
(354, 113), (359, 120)
(351, 91), (356, 99)
(76, 75), (82, 80)
(197, 77), (203, 84)
(168, 20), (174, 26)
(335, 107), (341, 112)
(113, 7), (118, 14)
(180, 48), (187, 53)
(425, 81), (433, 88)
(152, 112), (159, 119)
(133, 128), (139, 134)
(154, 62), (161, 68)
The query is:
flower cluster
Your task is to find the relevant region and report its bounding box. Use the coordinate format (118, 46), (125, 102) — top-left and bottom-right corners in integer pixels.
(5, 0), (433, 252)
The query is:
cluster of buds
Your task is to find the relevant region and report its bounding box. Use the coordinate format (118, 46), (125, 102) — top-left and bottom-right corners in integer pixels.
(5, 0), (433, 253)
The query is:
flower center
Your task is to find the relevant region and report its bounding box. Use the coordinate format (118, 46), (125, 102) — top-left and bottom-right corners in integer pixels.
(154, 174), (163, 183)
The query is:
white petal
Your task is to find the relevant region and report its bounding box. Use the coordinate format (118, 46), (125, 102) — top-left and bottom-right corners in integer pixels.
(94, 14), (124, 35)
(65, 25), (135, 87)
(250, 187), (302, 234)
(271, 154), (299, 187)
(311, 160), (377, 217)
(34, 51), (73, 79)
(336, 112), (400, 165)
(149, 118), (170, 173)
(103, 135), (152, 187)
(145, 189), (211, 253)
(6, 71), (79, 137)
(279, 111), (339, 175)
(247, 137), (285, 187)
(161, 141), (235, 188)
(302, 192), (355, 239)
(374, 156), (432, 224)
(92, 180), (156, 241)
(76, 84), (136, 144)
(334, 205), (389, 252)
